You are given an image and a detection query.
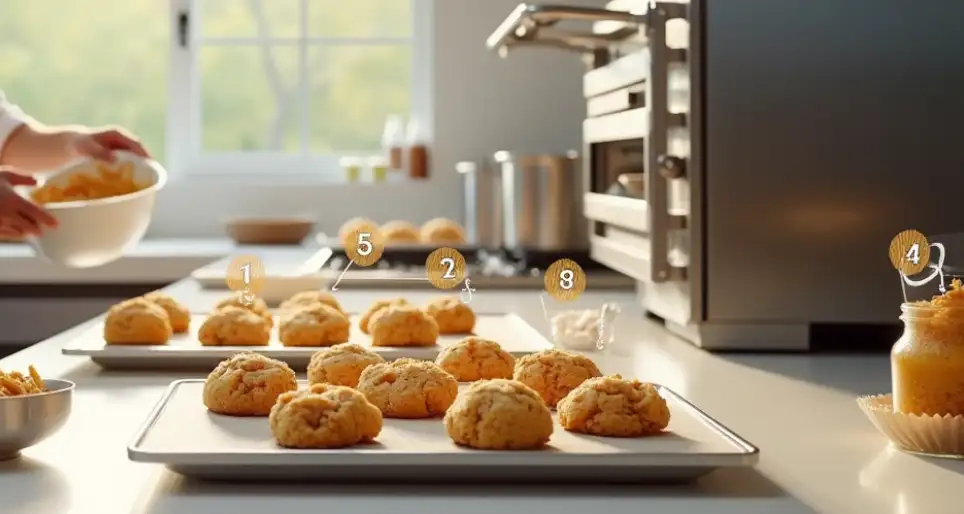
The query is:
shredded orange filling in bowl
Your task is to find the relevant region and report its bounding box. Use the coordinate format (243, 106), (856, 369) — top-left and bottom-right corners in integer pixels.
(30, 161), (148, 204)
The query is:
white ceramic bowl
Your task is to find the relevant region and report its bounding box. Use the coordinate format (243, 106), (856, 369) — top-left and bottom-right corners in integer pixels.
(0, 379), (74, 461)
(25, 152), (168, 268)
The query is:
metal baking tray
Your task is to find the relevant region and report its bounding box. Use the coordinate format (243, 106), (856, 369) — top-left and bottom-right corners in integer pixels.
(128, 380), (759, 483)
(61, 313), (553, 371)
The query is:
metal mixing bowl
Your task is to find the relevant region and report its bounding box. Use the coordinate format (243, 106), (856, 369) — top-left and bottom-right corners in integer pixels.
(0, 379), (74, 460)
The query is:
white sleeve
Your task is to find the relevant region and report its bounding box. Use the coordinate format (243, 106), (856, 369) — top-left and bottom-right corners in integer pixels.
(0, 90), (34, 153)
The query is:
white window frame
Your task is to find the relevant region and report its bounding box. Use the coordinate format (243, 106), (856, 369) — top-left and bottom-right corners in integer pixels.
(165, 0), (433, 183)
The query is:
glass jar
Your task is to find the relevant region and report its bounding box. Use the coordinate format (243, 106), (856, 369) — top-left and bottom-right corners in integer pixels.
(891, 302), (964, 416)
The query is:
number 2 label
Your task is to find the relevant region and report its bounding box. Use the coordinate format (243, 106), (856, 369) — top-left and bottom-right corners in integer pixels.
(440, 257), (456, 279)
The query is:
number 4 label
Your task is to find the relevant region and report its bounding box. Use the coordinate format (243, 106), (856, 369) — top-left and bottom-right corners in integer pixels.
(906, 243), (920, 265)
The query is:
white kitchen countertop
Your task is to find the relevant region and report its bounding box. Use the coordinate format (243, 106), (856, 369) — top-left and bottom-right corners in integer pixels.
(0, 279), (961, 514)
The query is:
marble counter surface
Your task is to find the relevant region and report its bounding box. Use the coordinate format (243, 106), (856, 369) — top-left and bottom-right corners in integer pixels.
(0, 279), (961, 514)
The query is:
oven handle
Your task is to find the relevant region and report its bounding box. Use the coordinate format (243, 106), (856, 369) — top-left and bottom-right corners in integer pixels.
(486, 3), (686, 55)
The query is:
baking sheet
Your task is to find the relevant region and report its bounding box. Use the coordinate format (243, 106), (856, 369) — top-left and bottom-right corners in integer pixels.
(62, 313), (553, 370)
(128, 380), (758, 483)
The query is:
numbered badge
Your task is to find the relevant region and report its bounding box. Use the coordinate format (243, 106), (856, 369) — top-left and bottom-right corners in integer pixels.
(889, 229), (930, 276)
(344, 221), (385, 267)
(426, 248), (467, 289)
(544, 258), (587, 302)
(225, 255), (266, 302)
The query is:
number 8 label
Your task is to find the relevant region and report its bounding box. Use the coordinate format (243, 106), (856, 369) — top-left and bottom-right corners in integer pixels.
(545, 259), (586, 302)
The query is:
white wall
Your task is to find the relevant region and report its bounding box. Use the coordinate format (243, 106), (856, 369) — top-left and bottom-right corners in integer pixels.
(148, 0), (604, 238)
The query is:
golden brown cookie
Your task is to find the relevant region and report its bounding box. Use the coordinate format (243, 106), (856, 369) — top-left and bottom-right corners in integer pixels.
(104, 298), (173, 345)
(278, 303), (350, 347)
(279, 290), (343, 314)
(420, 218), (466, 245)
(513, 349), (602, 407)
(435, 337), (514, 381)
(270, 383), (383, 449)
(444, 379), (553, 450)
(424, 296), (475, 334)
(338, 217), (377, 248)
(307, 343), (385, 388)
(379, 220), (421, 246)
(198, 306), (271, 346)
(203, 352), (297, 416)
(557, 376), (671, 437)
(369, 304), (439, 347)
(142, 291), (191, 333)
(356, 358), (458, 418)
(359, 298), (410, 335)
(214, 295), (273, 328)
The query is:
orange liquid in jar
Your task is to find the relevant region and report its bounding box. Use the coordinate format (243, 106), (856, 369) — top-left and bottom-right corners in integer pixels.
(892, 280), (964, 417)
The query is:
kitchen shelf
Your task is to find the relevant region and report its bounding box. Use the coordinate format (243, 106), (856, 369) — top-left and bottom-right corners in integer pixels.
(584, 108), (649, 143)
(584, 193), (686, 233)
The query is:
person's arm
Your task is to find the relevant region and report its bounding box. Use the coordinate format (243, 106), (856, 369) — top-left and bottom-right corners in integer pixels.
(0, 91), (150, 173)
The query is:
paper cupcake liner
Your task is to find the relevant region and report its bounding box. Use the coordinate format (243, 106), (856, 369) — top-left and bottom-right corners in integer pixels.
(857, 394), (964, 458)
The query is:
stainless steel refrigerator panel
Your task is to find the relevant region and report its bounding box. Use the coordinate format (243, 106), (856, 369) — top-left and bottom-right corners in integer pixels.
(704, 0), (964, 323)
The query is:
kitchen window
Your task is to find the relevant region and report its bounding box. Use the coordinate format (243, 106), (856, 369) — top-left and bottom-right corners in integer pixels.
(0, 0), (430, 182)
(170, 0), (432, 180)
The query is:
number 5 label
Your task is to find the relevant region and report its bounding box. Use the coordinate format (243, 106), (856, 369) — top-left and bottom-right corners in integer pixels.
(345, 223), (384, 267)
(544, 259), (586, 301)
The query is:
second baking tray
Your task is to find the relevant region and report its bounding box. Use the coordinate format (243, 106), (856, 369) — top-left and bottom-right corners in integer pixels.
(128, 380), (759, 483)
(61, 313), (553, 370)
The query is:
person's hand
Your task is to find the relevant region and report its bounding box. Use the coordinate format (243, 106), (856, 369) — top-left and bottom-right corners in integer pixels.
(0, 169), (58, 238)
(66, 127), (150, 162)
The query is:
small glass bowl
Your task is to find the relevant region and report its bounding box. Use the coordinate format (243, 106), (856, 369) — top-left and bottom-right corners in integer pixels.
(545, 301), (622, 352)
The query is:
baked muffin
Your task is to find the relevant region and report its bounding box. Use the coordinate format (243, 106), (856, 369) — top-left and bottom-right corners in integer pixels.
(356, 358), (458, 418)
(379, 220), (421, 246)
(198, 306), (271, 346)
(104, 298), (173, 345)
(420, 218), (466, 245)
(558, 376), (671, 437)
(359, 298), (410, 334)
(214, 295), (273, 328)
(278, 303), (350, 347)
(203, 352), (297, 416)
(142, 291), (191, 333)
(444, 379), (553, 450)
(424, 296), (475, 334)
(369, 304), (439, 347)
(435, 337), (514, 381)
(279, 290), (343, 314)
(270, 383), (383, 449)
(513, 349), (602, 407)
(339, 217), (377, 248)
(307, 343), (385, 388)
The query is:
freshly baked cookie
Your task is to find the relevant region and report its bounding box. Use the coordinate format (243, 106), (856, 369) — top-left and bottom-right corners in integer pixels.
(278, 303), (350, 347)
(557, 376), (671, 437)
(435, 337), (514, 381)
(339, 217), (377, 248)
(359, 298), (410, 334)
(513, 349), (602, 407)
(104, 298), (173, 345)
(380, 220), (420, 246)
(369, 304), (439, 347)
(142, 291), (191, 333)
(279, 290), (343, 314)
(214, 295), (273, 328)
(203, 352), (297, 416)
(420, 218), (466, 245)
(307, 343), (385, 388)
(356, 358), (458, 418)
(270, 383), (383, 449)
(198, 306), (271, 346)
(424, 296), (475, 334)
(444, 379), (553, 450)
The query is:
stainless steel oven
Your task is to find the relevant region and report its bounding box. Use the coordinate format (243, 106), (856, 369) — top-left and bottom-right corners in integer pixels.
(489, 0), (964, 350)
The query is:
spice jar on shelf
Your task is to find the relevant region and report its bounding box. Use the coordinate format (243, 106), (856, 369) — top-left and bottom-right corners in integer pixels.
(368, 156), (389, 183)
(405, 118), (429, 179)
(339, 156), (362, 183)
(382, 115), (405, 171)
